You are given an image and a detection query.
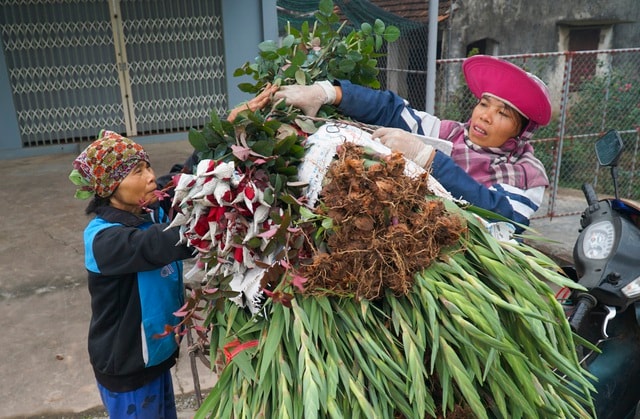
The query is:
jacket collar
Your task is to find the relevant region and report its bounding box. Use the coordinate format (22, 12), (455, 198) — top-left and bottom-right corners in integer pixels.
(95, 205), (154, 227)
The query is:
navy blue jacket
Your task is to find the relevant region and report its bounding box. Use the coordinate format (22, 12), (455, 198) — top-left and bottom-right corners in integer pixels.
(84, 204), (193, 392)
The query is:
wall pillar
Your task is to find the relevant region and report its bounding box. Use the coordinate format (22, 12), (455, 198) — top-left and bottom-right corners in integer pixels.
(221, 0), (278, 109)
(0, 37), (25, 156)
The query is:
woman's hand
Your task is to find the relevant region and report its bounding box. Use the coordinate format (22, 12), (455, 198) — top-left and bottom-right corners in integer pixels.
(227, 83), (279, 122)
(373, 127), (435, 169)
(273, 81), (337, 117)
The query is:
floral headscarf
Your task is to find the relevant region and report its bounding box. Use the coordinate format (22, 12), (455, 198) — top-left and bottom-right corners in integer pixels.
(69, 130), (149, 199)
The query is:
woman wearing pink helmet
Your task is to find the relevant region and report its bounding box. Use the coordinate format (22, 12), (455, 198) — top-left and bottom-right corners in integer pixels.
(275, 55), (552, 233)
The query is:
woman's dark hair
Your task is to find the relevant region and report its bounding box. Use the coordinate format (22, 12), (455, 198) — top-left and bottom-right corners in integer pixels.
(518, 114), (530, 136)
(85, 195), (110, 215)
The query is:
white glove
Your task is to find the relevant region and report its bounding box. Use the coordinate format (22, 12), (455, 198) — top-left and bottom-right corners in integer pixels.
(373, 127), (435, 168)
(273, 81), (337, 117)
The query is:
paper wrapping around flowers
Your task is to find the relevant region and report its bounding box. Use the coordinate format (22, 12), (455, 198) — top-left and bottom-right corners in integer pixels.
(298, 123), (455, 207)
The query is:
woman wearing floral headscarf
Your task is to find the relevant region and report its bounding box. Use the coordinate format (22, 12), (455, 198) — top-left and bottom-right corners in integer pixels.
(275, 55), (552, 234)
(69, 130), (194, 419)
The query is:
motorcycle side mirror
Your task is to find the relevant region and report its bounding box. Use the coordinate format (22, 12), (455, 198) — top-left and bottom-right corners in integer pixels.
(595, 130), (623, 167)
(595, 129), (624, 200)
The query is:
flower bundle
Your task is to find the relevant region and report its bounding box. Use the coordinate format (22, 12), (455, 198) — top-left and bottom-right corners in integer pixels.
(168, 157), (280, 312)
(182, 121), (595, 418)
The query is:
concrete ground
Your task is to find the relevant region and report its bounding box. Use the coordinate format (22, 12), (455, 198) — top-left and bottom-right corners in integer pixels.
(0, 139), (585, 418)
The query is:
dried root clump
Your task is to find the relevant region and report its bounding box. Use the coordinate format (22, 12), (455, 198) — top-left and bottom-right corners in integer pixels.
(300, 143), (466, 299)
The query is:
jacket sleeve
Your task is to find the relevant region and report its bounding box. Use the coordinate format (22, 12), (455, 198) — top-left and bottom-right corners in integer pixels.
(335, 80), (543, 231)
(335, 80), (441, 137)
(92, 224), (194, 276)
(431, 152), (544, 231)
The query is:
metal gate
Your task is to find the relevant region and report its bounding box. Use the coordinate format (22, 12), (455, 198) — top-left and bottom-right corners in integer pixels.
(0, 0), (227, 148)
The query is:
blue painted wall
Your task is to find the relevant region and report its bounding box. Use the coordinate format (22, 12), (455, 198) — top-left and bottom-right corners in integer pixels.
(0, 36), (42, 159)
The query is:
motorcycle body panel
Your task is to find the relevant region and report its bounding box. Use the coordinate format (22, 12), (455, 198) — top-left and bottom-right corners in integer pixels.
(573, 200), (640, 309)
(562, 130), (640, 419)
(585, 306), (640, 419)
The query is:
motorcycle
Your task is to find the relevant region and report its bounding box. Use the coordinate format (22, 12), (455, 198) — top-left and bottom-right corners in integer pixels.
(560, 129), (640, 419)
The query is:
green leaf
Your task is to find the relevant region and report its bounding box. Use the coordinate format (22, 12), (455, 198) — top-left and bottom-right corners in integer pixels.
(260, 50), (280, 61)
(68, 168), (89, 187)
(302, 358), (321, 419)
(245, 237), (262, 249)
(440, 338), (487, 419)
(277, 166), (298, 176)
(208, 109), (223, 133)
(279, 193), (300, 205)
(295, 69), (307, 85)
(375, 34), (383, 51)
(338, 59), (356, 73)
(291, 50), (307, 67)
(258, 40), (278, 52)
(318, 0), (334, 16)
(74, 189), (93, 200)
(277, 46), (292, 58)
(282, 64), (300, 79)
(347, 50), (363, 63)
(271, 173), (284, 194)
(213, 143), (229, 160)
(262, 187), (274, 205)
(347, 377), (376, 417)
(237, 82), (257, 93)
(373, 19), (385, 35)
(383, 25), (401, 42)
(258, 306), (285, 378)
(188, 128), (208, 151)
(230, 344), (257, 380)
(298, 20), (308, 38)
(336, 42), (348, 56)
(233, 67), (247, 77)
(251, 139), (274, 156)
(273, 134), (298, 155)
(299, 206), (316, 220)
(281, 34), (295, 49)
(194, 365), (232, 418)
(295, 117), (318, 134)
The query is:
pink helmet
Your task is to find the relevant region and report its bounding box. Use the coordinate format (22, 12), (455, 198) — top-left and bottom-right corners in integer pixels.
(463, 55), (552, 126)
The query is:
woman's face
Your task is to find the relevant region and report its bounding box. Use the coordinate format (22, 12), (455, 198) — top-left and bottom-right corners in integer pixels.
(109, 161), (157, 213)
(468, 95), (523, 148)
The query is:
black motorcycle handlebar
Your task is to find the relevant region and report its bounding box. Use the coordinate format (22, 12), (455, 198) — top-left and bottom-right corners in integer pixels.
(582, 183), (599, 207)
(569, 293), (598, 332)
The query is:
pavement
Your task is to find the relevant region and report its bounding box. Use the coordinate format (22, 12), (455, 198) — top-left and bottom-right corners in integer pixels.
(0, 139), (586, 418)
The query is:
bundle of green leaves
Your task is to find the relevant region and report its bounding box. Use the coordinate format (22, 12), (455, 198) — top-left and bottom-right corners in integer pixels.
(200, 213), (595, 418)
